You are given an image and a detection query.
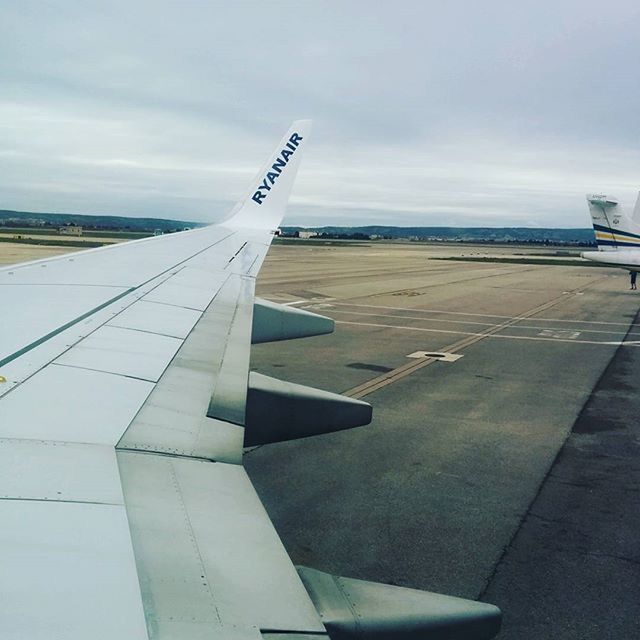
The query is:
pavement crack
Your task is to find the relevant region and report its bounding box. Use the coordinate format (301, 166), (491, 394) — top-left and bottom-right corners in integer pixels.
(526, 512), (566, 525)
(586, 551), (640, 567)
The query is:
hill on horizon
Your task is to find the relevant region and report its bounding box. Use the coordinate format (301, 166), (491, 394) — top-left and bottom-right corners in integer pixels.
(0, 209), (597, 244)
(0, 209), (204, 232)
(281, 225), (596, 244)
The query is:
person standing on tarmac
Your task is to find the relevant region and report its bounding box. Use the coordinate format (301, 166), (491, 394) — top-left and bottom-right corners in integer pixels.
(630, 271), (637, 290)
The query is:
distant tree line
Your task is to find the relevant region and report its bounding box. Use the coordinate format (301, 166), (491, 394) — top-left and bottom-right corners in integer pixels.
(279, 227), (596, 247)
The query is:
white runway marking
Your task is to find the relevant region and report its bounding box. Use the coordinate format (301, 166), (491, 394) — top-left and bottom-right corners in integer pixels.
(308, 307), (635, 337)
(335, 320), (640, 347)
(284, 298), (335, 306)
(305, 303), (334, 310)
(538, 329), (581, 339)
(330, 301), (640, 328)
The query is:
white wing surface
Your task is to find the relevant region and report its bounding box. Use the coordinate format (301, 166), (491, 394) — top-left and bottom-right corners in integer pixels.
(0, 122), (327, 640)
(0, 121), (501, 640)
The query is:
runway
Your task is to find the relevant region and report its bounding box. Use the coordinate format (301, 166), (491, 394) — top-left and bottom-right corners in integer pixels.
(246, 241), (640, 639)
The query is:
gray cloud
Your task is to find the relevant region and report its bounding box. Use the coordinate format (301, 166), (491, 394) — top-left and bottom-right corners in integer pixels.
(2, 1), (640, 226)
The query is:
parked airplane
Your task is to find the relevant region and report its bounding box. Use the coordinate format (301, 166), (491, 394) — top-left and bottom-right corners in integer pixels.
(0, 121), (501, 640)
(581, 193), (640, 270)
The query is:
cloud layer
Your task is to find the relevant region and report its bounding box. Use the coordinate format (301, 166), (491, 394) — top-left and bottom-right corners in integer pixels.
(2, 1), (640, 226)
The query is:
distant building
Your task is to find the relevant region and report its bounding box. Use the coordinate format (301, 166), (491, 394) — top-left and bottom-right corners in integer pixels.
(298, 230), (317, 239)
(59, 224), (83, 236)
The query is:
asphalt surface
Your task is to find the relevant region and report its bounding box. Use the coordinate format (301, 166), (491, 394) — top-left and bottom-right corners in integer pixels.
(482, 310), (640, 639)
(245, 242), (640, 639)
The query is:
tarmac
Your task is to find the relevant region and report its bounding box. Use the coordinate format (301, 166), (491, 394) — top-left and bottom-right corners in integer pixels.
(245, 241), (640, 639)
(3, 237), (638, 638)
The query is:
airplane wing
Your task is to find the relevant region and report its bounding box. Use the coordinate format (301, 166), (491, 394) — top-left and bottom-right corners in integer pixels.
(0, 121), (501, 640)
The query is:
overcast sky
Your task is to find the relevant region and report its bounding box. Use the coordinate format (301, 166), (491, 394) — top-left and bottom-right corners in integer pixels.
(2, 1), (640, 227)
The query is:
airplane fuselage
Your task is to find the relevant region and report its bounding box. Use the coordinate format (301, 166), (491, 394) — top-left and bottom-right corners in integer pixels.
(581, 250), (640, 271)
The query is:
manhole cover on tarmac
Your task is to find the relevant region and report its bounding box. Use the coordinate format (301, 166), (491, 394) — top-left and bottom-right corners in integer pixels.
(406, 351), (464, 362)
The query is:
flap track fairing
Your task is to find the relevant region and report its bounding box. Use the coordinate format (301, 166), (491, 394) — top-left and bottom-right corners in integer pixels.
(252, 298), (334, 344)
(297, 566), (502, 640)
(244, 372), (372, 446)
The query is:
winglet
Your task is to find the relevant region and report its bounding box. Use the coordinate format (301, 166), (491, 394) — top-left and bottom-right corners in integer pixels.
(225, 120), (312, 230)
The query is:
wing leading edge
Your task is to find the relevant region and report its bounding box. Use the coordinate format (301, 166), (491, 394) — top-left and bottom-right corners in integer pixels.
(0, 121), (501, 640)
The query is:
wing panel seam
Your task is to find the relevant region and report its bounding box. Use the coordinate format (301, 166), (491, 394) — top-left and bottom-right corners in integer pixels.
(0, 286), (135, 368)
(0, 229), (238, 369)
(0, 496), (122, 506)
(167, 457), (223, 625)
(53, 362), (156, 383)
(115, 272), (234, 450)
(116, 447), (228, 463)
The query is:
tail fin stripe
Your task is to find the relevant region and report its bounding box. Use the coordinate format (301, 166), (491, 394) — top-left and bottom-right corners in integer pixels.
(593, 224), (640, 241)
(595, 238), (640, 248)
(586, 194), (640, 250)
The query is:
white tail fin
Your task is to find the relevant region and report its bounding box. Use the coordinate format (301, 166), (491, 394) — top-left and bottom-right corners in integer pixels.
(225, 120), (312, 230)
(632, 191), (640, 222)
(586, 194), (640, 251)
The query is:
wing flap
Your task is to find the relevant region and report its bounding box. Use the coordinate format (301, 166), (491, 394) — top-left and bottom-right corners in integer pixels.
(117, 451), (325, 638)
(118, 273), (253, 461)
(206, 274), (254, 426)
(0, 499), (147, 640)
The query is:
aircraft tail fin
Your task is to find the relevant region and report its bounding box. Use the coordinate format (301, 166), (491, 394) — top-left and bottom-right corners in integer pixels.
(225, 120), (312, 231)
(632, 191), (640, 222)
(586, 194), (640, 251)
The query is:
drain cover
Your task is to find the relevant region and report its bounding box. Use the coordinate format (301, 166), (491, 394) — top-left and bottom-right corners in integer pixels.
(406, 351), (463, 362)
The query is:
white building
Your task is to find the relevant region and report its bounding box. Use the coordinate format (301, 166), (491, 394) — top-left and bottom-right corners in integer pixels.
(59, 225), (83, 236)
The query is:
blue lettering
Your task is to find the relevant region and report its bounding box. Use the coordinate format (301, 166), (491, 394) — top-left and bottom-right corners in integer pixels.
(289, 132), (303, 146)
(251, 134), (303, 205)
